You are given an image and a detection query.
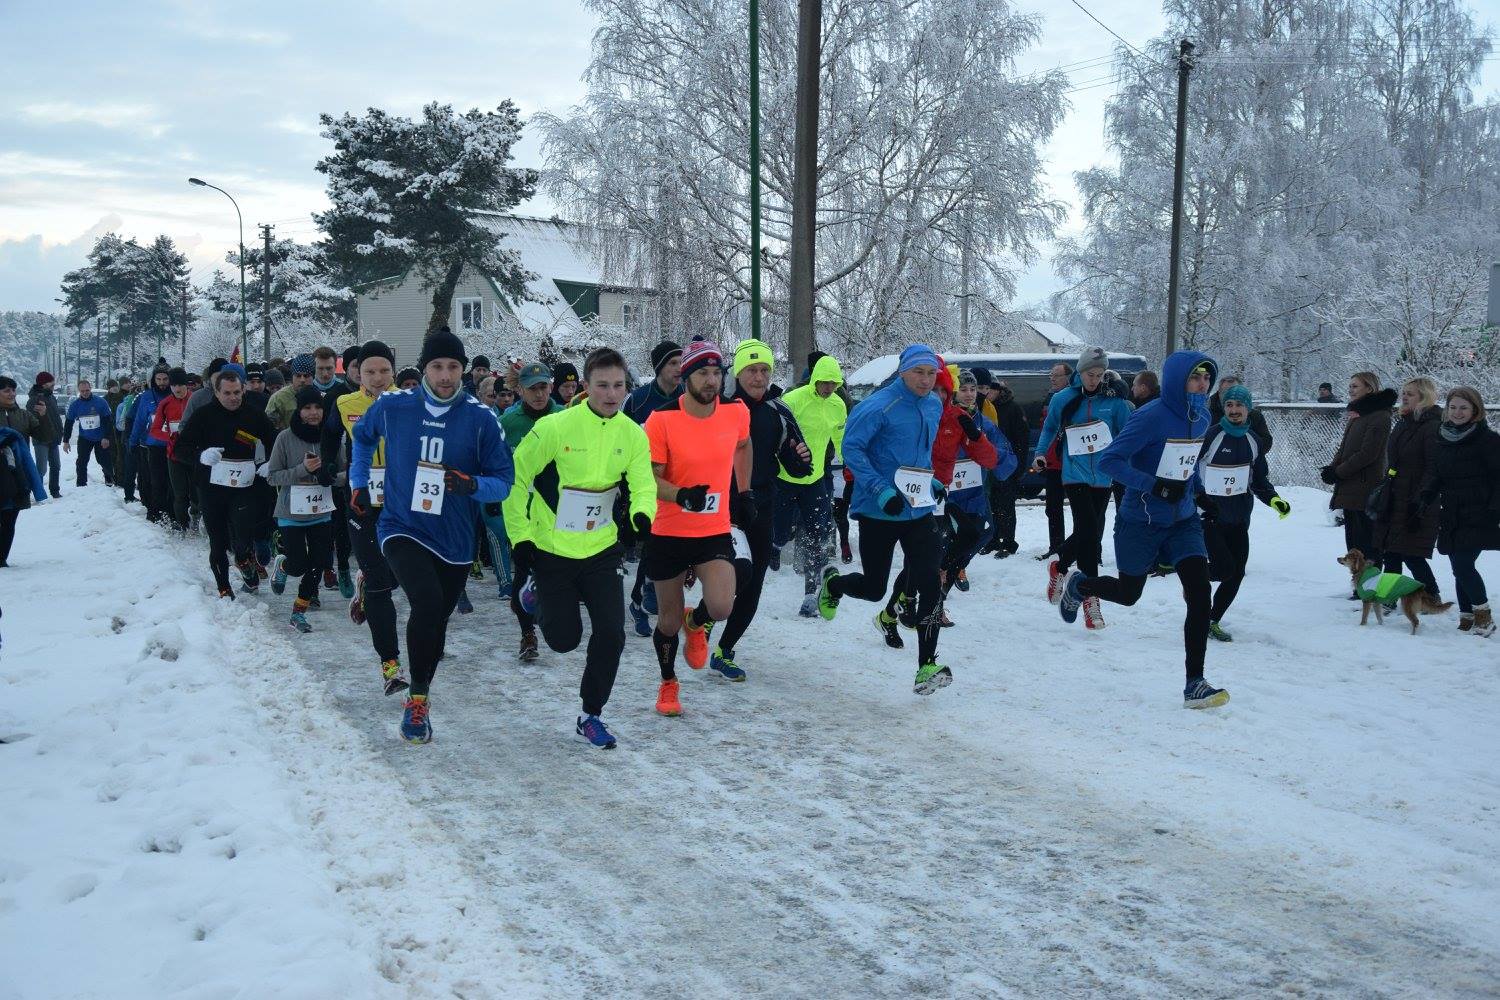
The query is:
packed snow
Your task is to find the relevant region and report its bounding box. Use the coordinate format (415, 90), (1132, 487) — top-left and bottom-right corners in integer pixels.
(2, 484), (1497, 998)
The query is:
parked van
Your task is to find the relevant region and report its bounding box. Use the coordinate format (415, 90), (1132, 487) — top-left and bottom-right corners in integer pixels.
(844, 351), (1149, 495)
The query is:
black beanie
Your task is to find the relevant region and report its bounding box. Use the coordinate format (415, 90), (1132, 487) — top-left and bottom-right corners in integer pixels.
(358, 340), (395, 368)
(471, 355), (491, 370)
(168, 367), (190, 387)
(396, 367), (421, 386)
(553, 361), (579, 384)
(418, 329), (467, 370)
(341, 345), (360, 369)
(294, 386), (325, 410)
(0, 376), (16, 391)
(651, 341), (682, 374)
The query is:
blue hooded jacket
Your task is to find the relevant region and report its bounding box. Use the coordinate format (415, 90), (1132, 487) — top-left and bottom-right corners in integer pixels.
(949, 411), (1016, 516)
(1099, 350), (1217, 526)
(1, 427), (47, 511)
(128, 386), (169, 448)
(842, 375), (943, 521)
(1035, 372), (1134, 487)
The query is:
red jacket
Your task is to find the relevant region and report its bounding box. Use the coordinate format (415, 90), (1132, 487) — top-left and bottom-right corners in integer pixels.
(933, 403), (999, 485)
(150, 393), (190, 461)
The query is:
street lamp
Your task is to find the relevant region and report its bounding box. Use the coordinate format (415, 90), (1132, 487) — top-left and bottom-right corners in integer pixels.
(188, 177), (248, 362)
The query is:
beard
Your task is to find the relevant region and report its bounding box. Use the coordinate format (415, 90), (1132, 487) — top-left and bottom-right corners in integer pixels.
(688, 382), (719, 406)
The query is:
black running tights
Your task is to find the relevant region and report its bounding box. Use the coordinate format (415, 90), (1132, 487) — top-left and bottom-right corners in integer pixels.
(1079, 555), (1211, 682)
(383, 536), (470, 698)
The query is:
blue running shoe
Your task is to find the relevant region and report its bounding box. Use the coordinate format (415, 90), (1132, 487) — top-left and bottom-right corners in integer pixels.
(709, 646), (747, 682)
(643, 583), (658, 615)
(1184, 677), (1230, 709)
(338, 567), (355, 599)
(400, 696), (432, 744)
(289, 611), (311, 634)
(576, 714), (618, 749)
(519, 578), (538, 615)
(270, 554), (288, 595)
(1058, 569), (1086, 625)
(628, 600), (651, 637)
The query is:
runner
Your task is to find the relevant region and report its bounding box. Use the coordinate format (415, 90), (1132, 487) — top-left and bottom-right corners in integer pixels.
(504, 348), (656, 747)
(319, 351), (359, 598)
(396, 368), (421, 390)
(815, 344), (951, 695)
(127, 365), (172, 523)
(266, 352), (319, 430)
(266, 387), (340, 632)
(350, 329), (513, 744)
(1036, 361), (1072, 560)
(499, 362), (564, 661)
(1056, 350), (1231, 709)
(1196, 383), (1290, 641)
(25, 372), (63, 499)
(980, 374), (1029, 558)
(551, 362), (580, 407)
(773, 351), (841, 617)
(1033, 346), (1133, 629)
(623, 340), (682, 636)
(333, 340), (407, 695)
(62, 379), (114, 487)
(641, 337), (751, 715)
(147, 368), (193, 531)
(710, 339), (812, 680)
(173, 367), (278, 598)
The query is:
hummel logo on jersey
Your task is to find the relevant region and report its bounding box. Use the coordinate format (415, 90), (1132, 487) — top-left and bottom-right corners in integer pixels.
(421, 419), (448, 429)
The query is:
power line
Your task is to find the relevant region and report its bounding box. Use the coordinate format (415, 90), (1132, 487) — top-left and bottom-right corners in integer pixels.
(1068, 0), (1149, 59)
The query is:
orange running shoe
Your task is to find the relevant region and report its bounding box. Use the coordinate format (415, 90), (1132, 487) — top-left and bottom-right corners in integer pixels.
(684, 620), (712, 670)
(656, 679), (682, 716)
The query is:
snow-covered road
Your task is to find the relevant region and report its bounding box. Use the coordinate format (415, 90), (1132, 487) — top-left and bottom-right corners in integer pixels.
(3, 486), (1497, 998)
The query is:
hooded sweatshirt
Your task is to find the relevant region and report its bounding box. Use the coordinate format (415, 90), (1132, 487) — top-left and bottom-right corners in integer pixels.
(779, 355), (847, 486)
(842, 371), (943, 521)
(1035, 369), (1134, 487)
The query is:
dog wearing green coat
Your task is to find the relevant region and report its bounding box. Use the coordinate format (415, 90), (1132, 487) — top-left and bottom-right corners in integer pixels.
(1337, 548), (1452, 634)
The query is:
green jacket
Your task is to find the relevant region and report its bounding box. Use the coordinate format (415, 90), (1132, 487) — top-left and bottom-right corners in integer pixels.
(1354, 565), (1425, 602)
(778, 355), (847, 485)
(500, 399), (563, 446)
(503, 402), (655, 559)
(265, 384), (300, 431)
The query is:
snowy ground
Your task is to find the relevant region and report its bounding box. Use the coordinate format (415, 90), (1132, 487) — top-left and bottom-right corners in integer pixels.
(2, 483), (1498, 999)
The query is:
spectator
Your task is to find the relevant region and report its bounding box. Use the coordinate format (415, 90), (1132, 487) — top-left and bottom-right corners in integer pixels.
(0, 421), (47, 567)
(0, 376), (41, 439)
(1372, 377), (1445, 610)
(1421, 386), (1500, 636)
(1322, 371), (1396, 584)
(1132, 370), (1160, 405)
(26, 371), (64, 498)
(1317, 382), (1341, 404)
(1037, 361), (1072, 558)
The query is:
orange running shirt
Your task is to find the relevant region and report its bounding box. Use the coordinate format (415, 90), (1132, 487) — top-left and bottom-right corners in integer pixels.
(644, 398), (750, 538)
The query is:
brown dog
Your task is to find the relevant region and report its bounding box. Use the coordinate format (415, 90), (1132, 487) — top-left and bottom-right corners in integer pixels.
(1336, 549), (1452, 633)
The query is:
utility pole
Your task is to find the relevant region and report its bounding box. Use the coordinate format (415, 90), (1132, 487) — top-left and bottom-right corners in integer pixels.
(787, 0), (822, 372)
(181, 283), (189, 365)
(1165, 38), (1195, 357)
(259, 223), (274, 361)
(94, 316), (101, 384)
(749, 0), (762, 345)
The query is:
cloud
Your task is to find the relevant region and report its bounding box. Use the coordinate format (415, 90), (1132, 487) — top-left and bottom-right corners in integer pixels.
(271, 114), (323, 137)
(0, 216), (123, 313)
(17, 101), (170, 138)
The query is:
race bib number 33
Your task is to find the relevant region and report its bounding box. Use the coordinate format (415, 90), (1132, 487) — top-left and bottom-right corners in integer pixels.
(411, 462), (446, 516)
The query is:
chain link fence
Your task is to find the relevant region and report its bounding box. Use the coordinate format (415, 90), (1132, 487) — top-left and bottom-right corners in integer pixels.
(1259, 403), (1500, 492)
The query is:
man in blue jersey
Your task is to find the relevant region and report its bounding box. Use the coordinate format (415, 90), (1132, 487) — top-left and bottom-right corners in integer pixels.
(350, 329), (514, 744)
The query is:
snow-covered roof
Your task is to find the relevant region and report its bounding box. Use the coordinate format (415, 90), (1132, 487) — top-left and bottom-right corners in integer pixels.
(1023, 319), (1083, 348)
(846, 351), (1147, 387)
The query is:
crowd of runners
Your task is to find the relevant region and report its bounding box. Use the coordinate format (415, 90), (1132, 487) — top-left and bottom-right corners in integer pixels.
(4, 333), (1497, 746)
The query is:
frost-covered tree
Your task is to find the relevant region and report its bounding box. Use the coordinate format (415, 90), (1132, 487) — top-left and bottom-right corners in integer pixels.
(58, 232), (191, 373)
(539, 0), (1066, 364)
(314, 102), (539, 339)
(217, 239), (356, 353)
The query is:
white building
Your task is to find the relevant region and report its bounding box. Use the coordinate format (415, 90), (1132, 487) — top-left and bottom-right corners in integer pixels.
(1001, 319), (1084, 354)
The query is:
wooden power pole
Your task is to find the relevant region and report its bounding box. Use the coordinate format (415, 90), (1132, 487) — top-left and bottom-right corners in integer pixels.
(786, 0), (822, 374)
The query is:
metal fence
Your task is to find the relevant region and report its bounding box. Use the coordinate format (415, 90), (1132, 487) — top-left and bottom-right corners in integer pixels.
(1259, 403), (1500, 491)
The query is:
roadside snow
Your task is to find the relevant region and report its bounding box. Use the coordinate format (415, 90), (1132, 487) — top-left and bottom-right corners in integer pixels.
(2, 484), (1497, 998)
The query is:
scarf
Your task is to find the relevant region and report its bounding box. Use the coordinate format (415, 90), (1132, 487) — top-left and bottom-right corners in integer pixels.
(1217, 415), (1249, 438)
(1440, 420), (1479, 443)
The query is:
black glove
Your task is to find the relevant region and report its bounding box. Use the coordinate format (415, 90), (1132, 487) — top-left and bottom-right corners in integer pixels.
(483, 502), (502, 518)
(1152, 477), (1187, 503)
(444, 467), (478, 496)
(956, 411), (981, 442)
(632, 511), (652, 537)
(511, 540), (536, 574)
(349, 487), (371, 519)
(1320, 465), (1339, 485)
(676, 484), (710, 512)
(1196, 493), (1218, 520)
(879, 487), (906, 517)
(731, 489), (757, 529)
(315, 464), (336, 488)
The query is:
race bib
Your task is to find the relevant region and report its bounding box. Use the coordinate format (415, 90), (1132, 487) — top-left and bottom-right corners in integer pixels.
(1202, 463), (1249, 497)
(555, 486), (619, 533)
(1155, 439), (1201, 481)
(1065, 420), (1112, 455)
(730, 527), (750, 562)
(289, 484), (336, 515)
(684, 492), (722, 515)
(894, 465), (935, 509)
(210, 459), (254, 489)
(367, 467), (386, 507)
(411, 461), (445, 516)
(78, 415), (100, 431)
(167, 421), (180, 435)
(950, 459), (981, 492)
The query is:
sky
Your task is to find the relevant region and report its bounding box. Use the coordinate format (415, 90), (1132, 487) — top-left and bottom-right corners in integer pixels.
(0, 0), (1493, 318)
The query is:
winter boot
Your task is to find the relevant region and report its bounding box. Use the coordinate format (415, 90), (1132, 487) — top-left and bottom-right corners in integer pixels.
(1459, 612), (1474, 633)
(1473, 604), (1495, 638)
(519, 628), (540, 662)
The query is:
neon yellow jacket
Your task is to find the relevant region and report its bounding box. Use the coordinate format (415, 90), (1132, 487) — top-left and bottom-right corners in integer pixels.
(778, 355), (847, 485)
(503, 402), (656, 559)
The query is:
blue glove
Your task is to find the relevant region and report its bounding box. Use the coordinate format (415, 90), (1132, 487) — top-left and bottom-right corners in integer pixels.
(930, 478), (948, 503)
(877, 486), (904, 517)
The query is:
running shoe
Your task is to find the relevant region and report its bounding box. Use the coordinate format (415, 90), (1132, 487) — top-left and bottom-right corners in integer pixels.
(628, 600), (651, 638)
(955, 569), (969, 593)
(217, 586), (235, 601)
(895, 593), (918, 630)
(840, 540), (853, 565)
(456, 588), (474, 615)
(256, 561), (269, 581)
(519, 578), (538, 615)
(876, 610), (903, 649)
(1207, 621), (1233, 642)
(1058, 569), (1086, 625)
(1047, 559), (1066, 604)
(381, 658), (409, 697)
(643, 584), (658, 615)
(1082, 596), (1106, 630)
(307, 595), (321, 610)
(914, 660), (953, 695)
(655, 679), (682, 717)
(817, 566), (841, 620)
(270, 554), (288, 595)
(338, 567), (355, 599)
(519, 628), (540, 662)
(709, 646), (746, 682)
(289, 611), (312, 634)
(684, 619), (712, 670)
(470, 559), (485, 581)
(400, 696), (432, 743)
(768, 546), (781, 571)
(322, 569), (338, 590)
(349, 571), (367, 625)
(576, 714), (618, 749)
(798, 593), (819, 618)
(939, 606), (955, 627)
(1184, 678), (1230, 709)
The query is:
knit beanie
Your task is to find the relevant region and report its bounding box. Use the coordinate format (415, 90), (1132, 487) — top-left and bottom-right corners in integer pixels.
(471, 355), (491, 370)
(168, 367), (190, 387)
(418, 328), (468, 370)
(733, 338), (774, 377)
(358, 340), (395, 368)
(36, 371), (54, 386)
(294, 386), (325, 411)
(341, 345), (360, 370)
(651, 341), (682, 375)
(680, 336), (724, 378)
(221, 363), (247, 382)
(553, 362), (579, 386)
(897, 343), (939, 373)
(264, 368), (285, 389)
(0, 376), (15, 392)
(290, 353), (315, 376)
(1223, 384), (1253, 410)
(1077, 346), (1108, 374)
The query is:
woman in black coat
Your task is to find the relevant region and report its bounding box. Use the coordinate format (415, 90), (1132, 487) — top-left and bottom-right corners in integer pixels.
(1372, 378), (1445, 608)
(1421, 386), (1500, 637)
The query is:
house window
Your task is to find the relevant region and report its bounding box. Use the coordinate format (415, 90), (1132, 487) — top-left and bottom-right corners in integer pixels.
(622, 301), (640, 330)
(456, 297), (483, 331)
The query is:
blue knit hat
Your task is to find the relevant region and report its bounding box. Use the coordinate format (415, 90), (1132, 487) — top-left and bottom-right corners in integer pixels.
(898, 343), (939, 373)
(220, 363), (247, 382)
(290, 353), (315, 376)
(1223, 384), (1253, 409)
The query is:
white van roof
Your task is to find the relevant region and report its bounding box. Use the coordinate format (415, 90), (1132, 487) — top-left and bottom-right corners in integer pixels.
(845, 352), (1147, 387)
